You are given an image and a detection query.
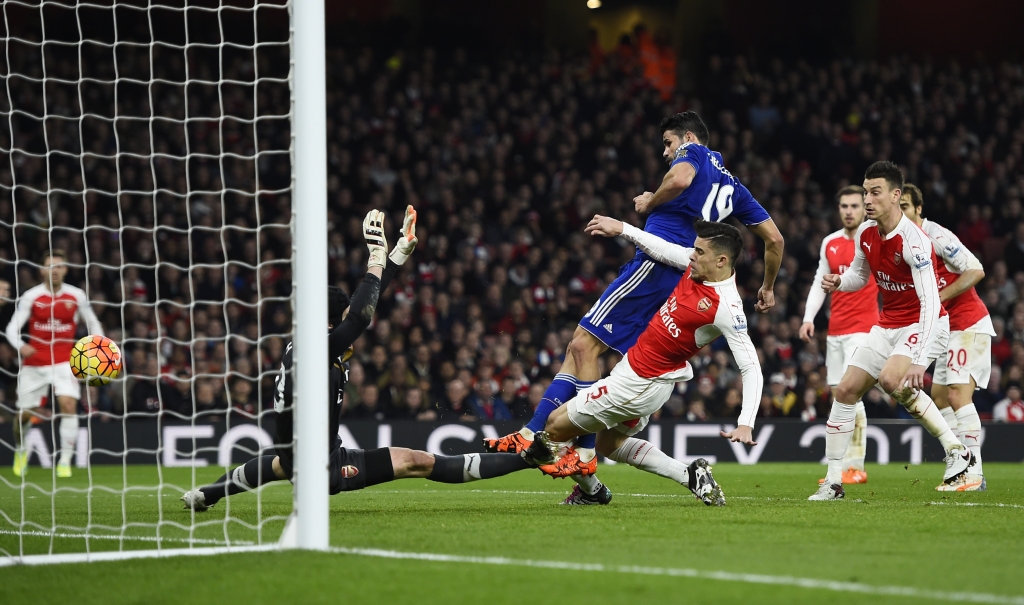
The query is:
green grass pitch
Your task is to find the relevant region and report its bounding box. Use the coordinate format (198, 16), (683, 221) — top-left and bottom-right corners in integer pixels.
(1, 462), (1023, 604)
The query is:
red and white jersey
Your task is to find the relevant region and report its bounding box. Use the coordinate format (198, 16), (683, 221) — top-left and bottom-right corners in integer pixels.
(839, 216), (945, 365)
(628, 267), (762, 428)
(5, 283), (103, 366)
(920, 219), (994, 335)
(803, 228), (880, 335)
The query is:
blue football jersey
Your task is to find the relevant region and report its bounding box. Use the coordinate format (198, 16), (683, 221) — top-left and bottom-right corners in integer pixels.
(641, 142), (770, 250)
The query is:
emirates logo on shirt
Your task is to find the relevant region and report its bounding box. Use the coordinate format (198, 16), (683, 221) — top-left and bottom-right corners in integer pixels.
(697, 297), (711, 312)
(894, 252), (902, 265)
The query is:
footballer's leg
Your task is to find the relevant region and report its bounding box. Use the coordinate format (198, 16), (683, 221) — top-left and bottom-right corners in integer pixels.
(55, 395), (78, 478)
(389, 448), (532, 483)
(821, 334), (869, 485)
(598, 429), (723, 506)
(811, 365), (877, 501)
(934, 379), (986, 491)
(183, 454), (286, 511)
(13, 367), (49, 477)
(12, 409), (34, 477)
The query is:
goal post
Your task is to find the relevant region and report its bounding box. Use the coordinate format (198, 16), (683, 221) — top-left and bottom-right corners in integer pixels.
(290, 0), (329, 551)
(0, 0), (329, 564)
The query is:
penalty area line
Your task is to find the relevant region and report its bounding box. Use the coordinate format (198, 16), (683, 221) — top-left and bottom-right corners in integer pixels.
(330, 546), (1024, 605)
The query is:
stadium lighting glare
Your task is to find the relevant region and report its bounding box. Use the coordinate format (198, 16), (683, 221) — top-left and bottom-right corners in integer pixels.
(587, 0), (601, 9)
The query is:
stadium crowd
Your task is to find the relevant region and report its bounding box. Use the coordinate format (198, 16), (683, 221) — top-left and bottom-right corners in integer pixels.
(3, 24), (1024, 425)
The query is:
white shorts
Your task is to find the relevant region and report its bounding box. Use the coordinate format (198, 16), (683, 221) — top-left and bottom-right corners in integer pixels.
(848, 315), (950, 379)
(16, 363), (81, 410)
(933, 330), (991, 388)
(566, 353), (690, 437)
(826, 332), (869, 386)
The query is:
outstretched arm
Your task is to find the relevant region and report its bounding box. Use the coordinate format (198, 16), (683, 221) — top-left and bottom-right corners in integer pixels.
(748, 219), (784, 313)
(716, 304), (762, 444)
(585, 215), (693, 269)
(800, 238), (831, 341)
(328, 210), (389, 359)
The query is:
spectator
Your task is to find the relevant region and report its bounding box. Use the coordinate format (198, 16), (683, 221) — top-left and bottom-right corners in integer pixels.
(993, 383), (1024, 423)
(765, 372), (799, 417)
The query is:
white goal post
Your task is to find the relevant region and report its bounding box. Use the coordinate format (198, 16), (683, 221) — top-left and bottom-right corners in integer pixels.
(0, 0), (329, 564)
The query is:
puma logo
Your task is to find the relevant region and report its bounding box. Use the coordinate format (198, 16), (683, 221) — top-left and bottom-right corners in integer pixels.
(829, 246), (838, 255)
(862, 242), (872, 252)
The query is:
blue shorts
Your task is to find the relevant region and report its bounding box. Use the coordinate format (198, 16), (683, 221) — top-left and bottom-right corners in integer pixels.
(578, 255), (684, 354)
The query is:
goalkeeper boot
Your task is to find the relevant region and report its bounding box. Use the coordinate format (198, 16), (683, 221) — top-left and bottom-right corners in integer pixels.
(539, 449), (598, 478)
(808, 482), (845, 501)
(521, 431), (555, 467)
(181, 489), (210, 512)
(56, 461), (72, 478)
(941, 446), (975, 485)
(12, 451), (28, 477)
(483, 429), (533, 454)
(561, 483), (612, 506)
(687, 458), (725, 506)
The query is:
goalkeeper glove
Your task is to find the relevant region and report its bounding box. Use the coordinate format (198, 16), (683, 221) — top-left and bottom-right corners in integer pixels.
(363, 209), (388, 269)
(388, 204), (418, 266)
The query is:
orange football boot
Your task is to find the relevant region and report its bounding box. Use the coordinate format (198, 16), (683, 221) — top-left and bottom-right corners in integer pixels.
(539, 449), (598, 478)
(482, 431), (532, 454)
(818, 467), (868, 485)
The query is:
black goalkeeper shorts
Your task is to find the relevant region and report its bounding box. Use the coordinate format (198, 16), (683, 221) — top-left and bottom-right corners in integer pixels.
(277, 444), (394, 494)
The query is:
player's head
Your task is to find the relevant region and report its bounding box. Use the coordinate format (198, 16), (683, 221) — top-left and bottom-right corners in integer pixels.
(899, 182), (924, 223)
(660, 111), (709, 162)
(328, 285), (349, 329)
(835, 185), (866, 229)
(689, 220), (742, 282)
(862, 161), (904, 221)
(40, 249), (67, 289)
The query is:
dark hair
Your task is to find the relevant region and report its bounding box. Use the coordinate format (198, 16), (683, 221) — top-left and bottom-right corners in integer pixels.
(41, 249), (66, 265)
(864, 161), (904, 193)
(694, 220), (742, 268)
(659, 111), (710, 146)
(328, 285), (349, 327)
(835, 185), (864, 203)
(903, 182), (924, 209)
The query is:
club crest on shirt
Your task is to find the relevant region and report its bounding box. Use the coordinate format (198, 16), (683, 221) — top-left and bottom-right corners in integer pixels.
(893, 252), (902, 265)
(64, 301), (73, 310)
(697, 297), (712, 312)
(341, 465), (360, 479)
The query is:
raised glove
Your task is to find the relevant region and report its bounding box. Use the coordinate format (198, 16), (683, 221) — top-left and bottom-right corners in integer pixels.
(388, 205), (418, 266)
(363, 209), (388, 269)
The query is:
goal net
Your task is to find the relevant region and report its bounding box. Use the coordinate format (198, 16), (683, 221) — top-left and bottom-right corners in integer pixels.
(0, 0), (315, 563)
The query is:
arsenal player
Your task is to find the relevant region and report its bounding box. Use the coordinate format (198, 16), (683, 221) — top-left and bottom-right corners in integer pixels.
(800, 186), (879, 485)
(524, 218), (762, 507)
(900, 183), (991, 491)
(6, 250), (103, 478)
(810, 161), (973, 501)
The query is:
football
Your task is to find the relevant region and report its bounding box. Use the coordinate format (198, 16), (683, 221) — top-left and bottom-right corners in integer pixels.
(69, 335), (123, 386)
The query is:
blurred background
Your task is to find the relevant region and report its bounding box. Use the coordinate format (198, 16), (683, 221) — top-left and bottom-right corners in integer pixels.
(3, 0), (1024, 428)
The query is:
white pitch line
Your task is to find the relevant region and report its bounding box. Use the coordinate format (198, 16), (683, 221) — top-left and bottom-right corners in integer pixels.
(330, 546), (1024, 604)
(928, 501), (1024, 510)
(0, 528), (251, 547)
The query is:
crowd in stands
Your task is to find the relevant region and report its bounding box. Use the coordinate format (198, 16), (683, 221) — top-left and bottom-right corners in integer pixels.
(3, 20), (1024, 424)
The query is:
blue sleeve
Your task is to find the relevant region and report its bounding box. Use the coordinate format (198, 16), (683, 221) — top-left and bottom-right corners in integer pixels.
(670, 148), (700, 173)
(731, 182), (771, 226)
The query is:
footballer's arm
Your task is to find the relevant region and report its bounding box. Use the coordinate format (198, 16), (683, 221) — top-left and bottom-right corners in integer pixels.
(800, 238), (832, 341)
(585, 214), (693, 269)
(717, 312), (763, 445)
(748, 219), (785, 313)
(634, 161), (695, 214)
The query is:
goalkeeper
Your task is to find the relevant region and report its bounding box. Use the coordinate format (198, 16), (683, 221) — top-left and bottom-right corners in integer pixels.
(181, 207), (531, 512)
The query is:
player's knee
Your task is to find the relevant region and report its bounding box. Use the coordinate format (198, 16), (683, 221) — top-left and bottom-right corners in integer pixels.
(945, 384), (971, 408)
(876, 372), (901, 395)
(832, 382), (858, 404)
(595, 430), (624, 457)
(392, 448), (432, 478)
(568, 332), (603, 366)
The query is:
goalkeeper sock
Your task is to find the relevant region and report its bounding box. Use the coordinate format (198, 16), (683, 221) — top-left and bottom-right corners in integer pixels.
(842, 401), (867, 471)
(524, 373), (577, 433)
(824, 401), (857, 486)
(573, 380), (597, 450)
(609, 438), (688, 485)
(571, 474), (602, 495)
(201, 455), (280, 506)
(954, 403), (984, 476)
(940, 406), (959, 433)
(427, 453), (531, 483)
(58, 415), (79, 466)
(902, 391), (961, 453)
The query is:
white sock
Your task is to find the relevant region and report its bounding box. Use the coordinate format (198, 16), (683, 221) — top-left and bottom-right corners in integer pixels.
(940, 406), (958, 433)
(842, 401), (867, 471)
(954, 403), (984, 476)
(518, 427), (535, 440)
(14, 417), (31, 452)
(902, 391), (961, 453)
(576, 447), (596, 463)
(609, 438), (689, 485)
(571, 474), (602, 495)
(59, 415), (79, 466)
(825, 401), (857, 485)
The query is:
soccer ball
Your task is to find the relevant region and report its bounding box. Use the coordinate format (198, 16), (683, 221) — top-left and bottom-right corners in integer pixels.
(70, 335), (123, 386)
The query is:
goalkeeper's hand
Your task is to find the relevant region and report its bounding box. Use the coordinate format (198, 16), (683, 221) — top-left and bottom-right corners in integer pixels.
(363, 209), (388, 269)
(388, 205), (418, 266)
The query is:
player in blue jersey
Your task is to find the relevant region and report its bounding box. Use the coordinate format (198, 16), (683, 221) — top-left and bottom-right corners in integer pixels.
(483, 112), (784, 504)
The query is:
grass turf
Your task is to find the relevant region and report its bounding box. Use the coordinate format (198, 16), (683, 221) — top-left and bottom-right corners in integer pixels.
(1, 462), (1023, 604)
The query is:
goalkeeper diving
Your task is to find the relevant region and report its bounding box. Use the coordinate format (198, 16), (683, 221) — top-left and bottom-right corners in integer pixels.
(181, 207), (533, 512)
